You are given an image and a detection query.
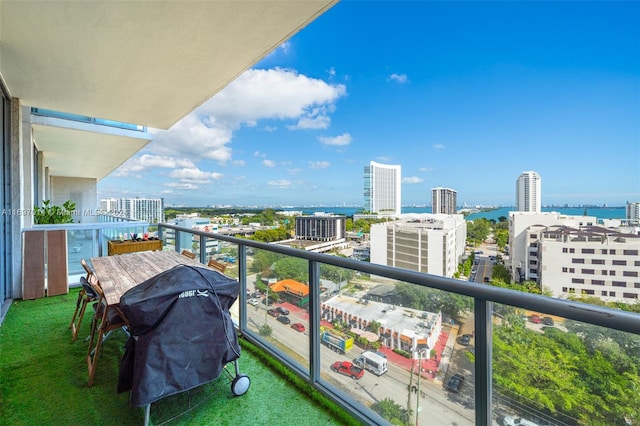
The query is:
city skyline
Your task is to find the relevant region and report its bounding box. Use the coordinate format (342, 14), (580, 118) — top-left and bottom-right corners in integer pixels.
(97, 1), (639, 207)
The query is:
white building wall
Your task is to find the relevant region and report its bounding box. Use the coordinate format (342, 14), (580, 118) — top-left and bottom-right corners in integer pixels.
(370, 214), (466, 278)
(509, 212), (597, 282)
(51, 176), (97, 223)
(539, 235), (640, 303)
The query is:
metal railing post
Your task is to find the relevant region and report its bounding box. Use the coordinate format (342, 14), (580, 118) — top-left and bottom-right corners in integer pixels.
(475, 298), (493, 426)
(309, 259), (321, 382)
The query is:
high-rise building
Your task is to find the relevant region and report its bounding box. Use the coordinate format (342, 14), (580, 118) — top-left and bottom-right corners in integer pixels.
(364, 161), (401, 216)
(627, 201), (640, 224)
(431, 187), (457, 214)
(516, 171), (541, 212)
(100, 197), (165, 223)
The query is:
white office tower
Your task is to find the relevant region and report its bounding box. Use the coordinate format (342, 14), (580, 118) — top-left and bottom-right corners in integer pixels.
(516, 171), (541, 212)
(431, 187), (457, 215)
(627, 202), (640, 223)
(364, 161), (402, 216)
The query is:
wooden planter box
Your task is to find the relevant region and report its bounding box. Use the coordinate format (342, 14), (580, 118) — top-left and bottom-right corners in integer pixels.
(108, 239), (162, 256)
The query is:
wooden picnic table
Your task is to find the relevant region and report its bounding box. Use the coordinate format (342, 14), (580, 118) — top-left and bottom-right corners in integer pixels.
(91, 250), (205, 306)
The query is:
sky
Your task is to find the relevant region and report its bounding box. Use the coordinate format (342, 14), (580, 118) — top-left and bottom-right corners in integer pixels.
(98, 1), (640, 208)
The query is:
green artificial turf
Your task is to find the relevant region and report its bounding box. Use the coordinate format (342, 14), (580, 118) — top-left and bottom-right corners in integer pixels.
(0, 289), (359, 425)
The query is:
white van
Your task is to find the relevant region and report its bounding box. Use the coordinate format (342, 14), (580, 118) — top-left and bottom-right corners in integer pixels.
(354, 351), (388, 376)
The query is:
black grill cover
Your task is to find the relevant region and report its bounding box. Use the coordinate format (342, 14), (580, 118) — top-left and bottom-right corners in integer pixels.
(117, 264), (240, 407)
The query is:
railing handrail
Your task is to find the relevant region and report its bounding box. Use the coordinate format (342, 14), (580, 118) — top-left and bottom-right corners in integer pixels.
(23, 221), (150, 232)
(158, 222), (640, 335)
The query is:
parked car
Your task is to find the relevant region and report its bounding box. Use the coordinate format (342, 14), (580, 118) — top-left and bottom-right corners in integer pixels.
(542, 316), (554, 326)
(458, 334), (472, 346)
(502, 415), (540, 426)
(529, 314), (541, 324)
(261, 298), (273, 306)
(267, 309), (279, 317)
(276, 315), (290, 324)
(291, 322), (305, 332)
(445, 373), (465, 392)
(275, 306), (290, 315)
(247, 298), (259, 306)
(330, 361), (364, 380)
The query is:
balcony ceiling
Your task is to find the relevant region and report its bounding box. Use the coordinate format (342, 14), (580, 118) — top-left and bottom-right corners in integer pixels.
(1, 0), (337, 180)
(1, 1), (336, 129)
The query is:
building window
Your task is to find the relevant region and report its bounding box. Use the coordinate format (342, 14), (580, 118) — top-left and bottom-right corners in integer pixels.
(562, 287), (568, 292)
(609, 291), (616, 296)
(635, 283), (640, 289)
(570, 268), (575, 273)
(591, 280), (605, 285)
(603, 270), (608, 276)
(635, 260), (640, 267)
(562, 267), (568, 272)
(570, 248), (575, 253)
(612, 281), (626, 287)
(601, 291), (608, 296)
(623, 271), (638, 277)
(601, 249), (608, 255)
(581, 269), (595, 275)
(623, 249), (639, 256)
(623, 293), (638, 299)
(592, 259), (605, 265)
(572, 258), (585, 264)
(529, 233), (537, 239)
(581, 248), (595, 254)
(572, 278), (584, 284)
(610, 270), (616, 276)
(563, 248), (568, 253)
(583, 289), (594, 295)
(612, 260), (626, 266)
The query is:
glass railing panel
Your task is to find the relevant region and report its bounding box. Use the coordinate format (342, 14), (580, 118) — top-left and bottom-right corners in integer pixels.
(244, 247), (310, 372)
(319, 275), (475, 426)
(491, 306), (640, 426)
(67, 228), (99, 276)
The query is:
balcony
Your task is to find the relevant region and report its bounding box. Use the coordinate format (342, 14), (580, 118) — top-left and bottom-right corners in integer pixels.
(3, 222), (640, 426)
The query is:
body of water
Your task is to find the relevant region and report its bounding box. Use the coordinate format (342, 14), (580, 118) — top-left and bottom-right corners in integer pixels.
(278, 206), (627, 221)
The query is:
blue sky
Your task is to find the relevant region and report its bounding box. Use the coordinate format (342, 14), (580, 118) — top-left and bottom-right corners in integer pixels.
(98, 1), (640, 208)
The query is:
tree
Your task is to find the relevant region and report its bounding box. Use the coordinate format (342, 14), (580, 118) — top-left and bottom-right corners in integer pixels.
(273, 256), (308, 283)
(370, 398), (411, 426)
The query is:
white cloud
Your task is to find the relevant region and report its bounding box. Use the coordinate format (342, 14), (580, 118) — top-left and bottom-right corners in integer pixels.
(433, 144), (445, 150)
(149, 114), (233, 162)
(164, 182), (199, 190)
(318, 133), (352, 147)
(309, 161), (330, 169)
(117, 67), (346, 178)
(263, 159), (276, 168)
(268, 179), (292, 188)
(388, 73), (408, 84)
(113, 154), (196, 176)
(419, 167), (433, 172)
(196, 67), (346, 132)
(169, 168), (222, 181)
(403, 176), (424, 184)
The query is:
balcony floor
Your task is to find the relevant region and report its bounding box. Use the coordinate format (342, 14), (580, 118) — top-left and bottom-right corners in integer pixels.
(0, 289), (353, 425)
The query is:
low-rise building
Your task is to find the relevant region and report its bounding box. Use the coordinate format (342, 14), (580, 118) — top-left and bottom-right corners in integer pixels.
(322, 294), (442, 359)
